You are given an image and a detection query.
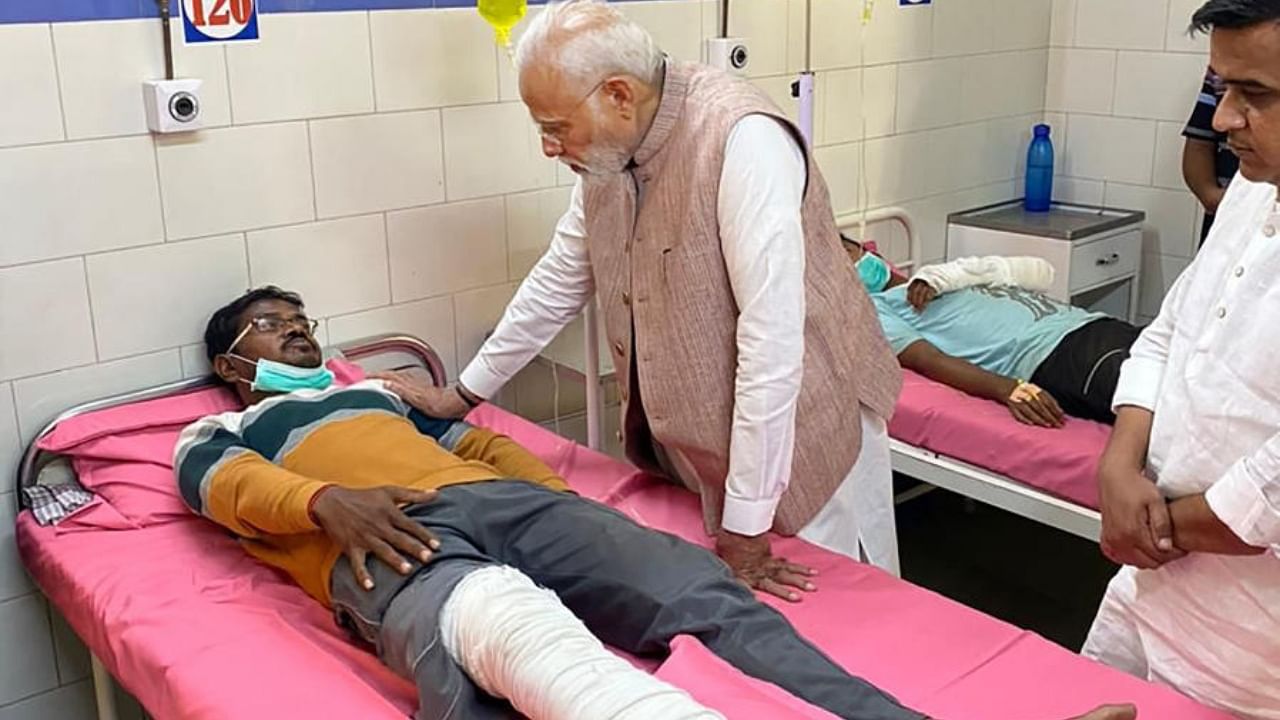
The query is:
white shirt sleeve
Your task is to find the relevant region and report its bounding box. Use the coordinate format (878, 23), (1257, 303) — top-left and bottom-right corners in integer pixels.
(1206, 432), (1280, 549)
(717, 114), (808, 536)
(458, 180), (595, 399)
(1110, 258), (1196, 412)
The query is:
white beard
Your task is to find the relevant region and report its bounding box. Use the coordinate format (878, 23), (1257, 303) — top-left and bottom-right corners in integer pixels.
(574, 141), (631, 175)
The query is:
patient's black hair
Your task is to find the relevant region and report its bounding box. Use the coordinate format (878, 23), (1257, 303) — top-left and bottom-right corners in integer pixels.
(1192, 0), (1280, 33)
(204, 286), (304, 363)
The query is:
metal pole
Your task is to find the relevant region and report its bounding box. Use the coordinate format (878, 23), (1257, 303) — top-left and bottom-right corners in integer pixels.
(92, 655), (120, 720)
(582, 300), (602, 451)
(796, 0), (815, 148)
(797, 72), (815, 149)
(157, 0), (175, 80)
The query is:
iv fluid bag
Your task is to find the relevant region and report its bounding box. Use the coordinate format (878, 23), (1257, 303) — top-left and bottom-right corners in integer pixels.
(479, 0), (527, 48)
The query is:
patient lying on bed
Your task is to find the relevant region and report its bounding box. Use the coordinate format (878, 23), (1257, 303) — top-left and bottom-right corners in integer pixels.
(844, 238), (1140, 428)
(173, 286), (1133, 720)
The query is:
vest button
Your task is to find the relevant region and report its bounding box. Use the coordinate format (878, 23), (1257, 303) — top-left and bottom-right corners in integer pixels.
(616, 430), (624, 442)
(622, 291), (631, 306)
(613, 341), (625, 356)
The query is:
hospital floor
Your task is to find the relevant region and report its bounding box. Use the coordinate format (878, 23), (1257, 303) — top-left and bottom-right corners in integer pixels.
(894, 477), (1118, 651)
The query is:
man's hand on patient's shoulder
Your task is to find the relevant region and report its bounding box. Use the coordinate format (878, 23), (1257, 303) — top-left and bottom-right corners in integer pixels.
(715, 530), (816, 603)
(372, 370), (471, 419)
(310, 486), (442, 591)
(906, 279), (938, 312)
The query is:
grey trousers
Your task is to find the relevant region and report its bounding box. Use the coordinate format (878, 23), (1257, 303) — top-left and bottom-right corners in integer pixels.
(329, 480), (924, 720)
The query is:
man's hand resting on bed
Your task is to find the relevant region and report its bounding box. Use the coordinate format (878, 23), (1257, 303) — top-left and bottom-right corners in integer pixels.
(715, 530), (816, 603)
(310, 486), (442, 591)
(1005, 382), (1066, 429)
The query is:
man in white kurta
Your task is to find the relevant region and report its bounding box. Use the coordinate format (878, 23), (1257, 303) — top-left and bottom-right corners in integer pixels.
(1083, 3), (1280, 717)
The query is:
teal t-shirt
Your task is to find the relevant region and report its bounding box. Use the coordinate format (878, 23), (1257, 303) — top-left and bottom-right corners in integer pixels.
(871, 285), (1104, 380)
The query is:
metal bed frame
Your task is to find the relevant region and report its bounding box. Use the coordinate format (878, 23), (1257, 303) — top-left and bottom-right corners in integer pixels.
(14, 334), (447, 720)
(575, 206), (1101, 542)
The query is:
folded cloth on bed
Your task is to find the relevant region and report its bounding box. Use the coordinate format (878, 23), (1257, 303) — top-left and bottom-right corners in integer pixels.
(23, 483), (94, 526)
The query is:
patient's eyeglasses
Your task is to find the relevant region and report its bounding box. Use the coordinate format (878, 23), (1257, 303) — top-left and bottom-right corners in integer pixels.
(226, 314), (319, 354)
(246, 314), (319, 335)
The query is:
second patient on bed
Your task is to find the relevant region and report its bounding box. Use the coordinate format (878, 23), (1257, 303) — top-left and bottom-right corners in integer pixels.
(844, 237), (1141, 428)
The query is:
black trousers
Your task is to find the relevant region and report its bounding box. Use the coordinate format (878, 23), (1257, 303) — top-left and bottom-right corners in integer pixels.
(330, 480), (923, 720)
(1030, 318), (1143, 424)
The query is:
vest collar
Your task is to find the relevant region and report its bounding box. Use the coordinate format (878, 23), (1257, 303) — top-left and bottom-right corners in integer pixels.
(631, 59), (685, 169)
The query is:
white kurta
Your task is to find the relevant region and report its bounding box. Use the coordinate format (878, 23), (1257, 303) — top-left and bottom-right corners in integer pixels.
(1082, 175), (1280, 719)
(459, 116), (897, 571)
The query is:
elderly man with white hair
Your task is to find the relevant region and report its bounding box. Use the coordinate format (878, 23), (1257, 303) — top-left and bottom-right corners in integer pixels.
(382, 0), (904, 603)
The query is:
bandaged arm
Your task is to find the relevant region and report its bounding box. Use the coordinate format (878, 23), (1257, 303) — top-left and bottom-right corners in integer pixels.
(174, 416), (327, 538)
(910, 256), (1055, 295)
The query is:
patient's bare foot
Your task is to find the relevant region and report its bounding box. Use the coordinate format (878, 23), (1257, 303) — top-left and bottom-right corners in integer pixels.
(1071, 704), (1137, 720)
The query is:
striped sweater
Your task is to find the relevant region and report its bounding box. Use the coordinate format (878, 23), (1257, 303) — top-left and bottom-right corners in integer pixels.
(173, 380), (567, 604)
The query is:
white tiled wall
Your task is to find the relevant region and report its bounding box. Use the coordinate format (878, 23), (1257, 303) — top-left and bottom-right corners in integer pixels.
(0, 0), (1067, 716)
(1048, 0), (1208, 319)
(743, 0), (1052, 264)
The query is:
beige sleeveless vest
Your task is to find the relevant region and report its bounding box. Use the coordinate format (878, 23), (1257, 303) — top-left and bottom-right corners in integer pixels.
(582, 61), (901, 534)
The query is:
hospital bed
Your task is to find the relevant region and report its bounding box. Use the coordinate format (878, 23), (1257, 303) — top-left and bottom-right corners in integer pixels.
(14, 333), (1224, 720)
(849, 208), (1108, 542)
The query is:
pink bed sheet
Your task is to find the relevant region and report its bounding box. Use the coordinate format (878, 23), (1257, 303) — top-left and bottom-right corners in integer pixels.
(889, 370), (1113, 509)
(16, 399), (1226, 719)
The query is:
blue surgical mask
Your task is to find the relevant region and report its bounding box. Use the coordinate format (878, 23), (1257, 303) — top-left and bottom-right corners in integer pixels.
(229, 354), (334, 394)
(856, 252), (891, 294)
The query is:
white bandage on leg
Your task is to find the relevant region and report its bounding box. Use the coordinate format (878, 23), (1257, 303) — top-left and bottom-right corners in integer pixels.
(439, 565), (723, 720)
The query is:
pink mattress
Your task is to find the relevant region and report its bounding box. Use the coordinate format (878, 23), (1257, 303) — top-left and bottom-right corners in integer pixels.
(16, 374), (1225, 719)
(890, 370), (1112, 509)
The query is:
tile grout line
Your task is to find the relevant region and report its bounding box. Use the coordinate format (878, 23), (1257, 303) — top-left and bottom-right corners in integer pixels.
(305, 120), (320, 221)
(151, 138), (171, 243)
(382, 212), (394, 303)
(78, 257), (104, 364)
(46, 23), (69, 141)
(366, 10), (379, 112)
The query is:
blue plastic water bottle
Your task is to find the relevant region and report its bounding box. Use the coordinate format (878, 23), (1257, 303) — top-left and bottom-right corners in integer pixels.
(1024, 124), (1054, 213)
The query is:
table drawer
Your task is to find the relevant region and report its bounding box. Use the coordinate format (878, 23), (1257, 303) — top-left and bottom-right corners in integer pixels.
(1069, 230), (1140, 292)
